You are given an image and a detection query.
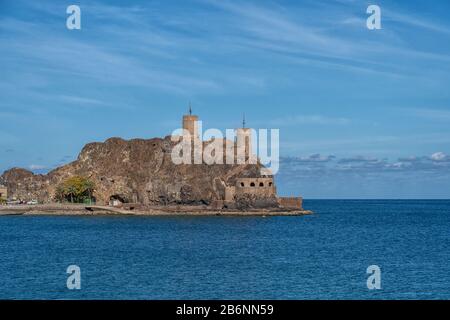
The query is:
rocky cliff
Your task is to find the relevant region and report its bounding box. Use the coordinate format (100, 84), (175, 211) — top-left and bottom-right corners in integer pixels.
(0, 136), (269, 206)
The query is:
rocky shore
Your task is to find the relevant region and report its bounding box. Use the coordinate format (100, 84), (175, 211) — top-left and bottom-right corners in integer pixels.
(0, 204), (312, 216)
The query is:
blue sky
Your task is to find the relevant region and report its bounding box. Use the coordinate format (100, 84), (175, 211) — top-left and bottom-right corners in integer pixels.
(1, 0), (450, 198)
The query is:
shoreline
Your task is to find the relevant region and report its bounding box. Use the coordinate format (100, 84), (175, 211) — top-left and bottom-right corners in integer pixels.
(0, 204), (313, 217)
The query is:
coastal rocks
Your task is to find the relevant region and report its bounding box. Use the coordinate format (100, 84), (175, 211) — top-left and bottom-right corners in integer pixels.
(0, 168), (50, 203)
(1, 136), (270, 207)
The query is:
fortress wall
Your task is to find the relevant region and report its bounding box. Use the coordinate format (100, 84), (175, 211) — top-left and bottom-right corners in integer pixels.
(225, 186), (236, 201)
(237, 187), (275, 197)
(278, 197), (303, 209)
(235, 178), (276, 197)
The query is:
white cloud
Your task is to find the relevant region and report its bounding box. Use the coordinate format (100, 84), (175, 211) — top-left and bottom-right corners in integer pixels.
(279, 151), (450, 176)
(338, 156), (381, 163)
(430, 152), (450, 162)
(58, 95), (106, 106)
(297, 154), (335, 162)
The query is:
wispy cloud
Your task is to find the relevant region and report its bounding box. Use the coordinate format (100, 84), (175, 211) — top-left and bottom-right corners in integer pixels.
(58, 95), (106, 106)
(268, 115), (350, 127)
(205, 0), (450, 77)
(386, 10), (450, 36)
(1, 8), (224, 95)
(3, 0), (450, 102)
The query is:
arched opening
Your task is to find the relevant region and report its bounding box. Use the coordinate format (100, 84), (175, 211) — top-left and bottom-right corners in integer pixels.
(269, 182), (273, 187)
(259, 182), (264, 187)
(109, 195), (127, 207)
(240, 182), (245, 187)
(250, 182), (256, 187)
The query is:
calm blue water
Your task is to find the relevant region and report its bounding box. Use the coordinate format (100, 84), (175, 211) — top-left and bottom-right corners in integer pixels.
(0, 200), (449, 299)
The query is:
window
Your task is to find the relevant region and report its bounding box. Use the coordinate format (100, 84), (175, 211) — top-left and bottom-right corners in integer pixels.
(269, 182), (273, 187)
(240, 182), (245, 187)
(259, 182), (264, 187)
(250, 182), (256, 187)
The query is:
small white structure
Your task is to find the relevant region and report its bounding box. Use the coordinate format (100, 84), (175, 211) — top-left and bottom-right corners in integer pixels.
(109, 195), (125, 207)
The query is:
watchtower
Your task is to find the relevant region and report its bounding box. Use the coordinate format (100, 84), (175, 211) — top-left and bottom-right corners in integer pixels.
(236, 113), (254, 163)
(182, 103), (199, 139)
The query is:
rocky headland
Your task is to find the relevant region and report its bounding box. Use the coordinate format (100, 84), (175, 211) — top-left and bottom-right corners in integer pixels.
(0, 135), (310, 216)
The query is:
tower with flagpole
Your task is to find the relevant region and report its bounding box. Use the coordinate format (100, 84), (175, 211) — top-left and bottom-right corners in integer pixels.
(182, 102), (199, 139)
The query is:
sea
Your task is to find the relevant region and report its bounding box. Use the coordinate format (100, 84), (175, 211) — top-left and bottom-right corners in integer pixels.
(0, 200), (449, 300)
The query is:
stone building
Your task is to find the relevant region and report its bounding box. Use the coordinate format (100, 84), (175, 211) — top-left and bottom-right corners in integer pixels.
(179, 108), (303, 210)
(0, 185), (7, 200)
(235, 177), (276, 197)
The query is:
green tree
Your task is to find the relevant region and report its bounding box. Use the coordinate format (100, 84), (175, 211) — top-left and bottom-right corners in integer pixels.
(56, 176), (95, 204)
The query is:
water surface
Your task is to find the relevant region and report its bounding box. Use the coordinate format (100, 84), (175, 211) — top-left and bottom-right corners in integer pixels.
(0, 200), (449, 299)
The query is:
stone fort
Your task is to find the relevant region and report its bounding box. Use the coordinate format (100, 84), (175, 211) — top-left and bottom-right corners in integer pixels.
(180, 108), (302, 210)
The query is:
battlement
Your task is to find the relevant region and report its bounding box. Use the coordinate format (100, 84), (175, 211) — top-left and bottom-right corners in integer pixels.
(235, 177), (276, 197)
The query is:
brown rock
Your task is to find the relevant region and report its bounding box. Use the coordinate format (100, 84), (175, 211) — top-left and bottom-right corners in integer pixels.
(1, 136), (268, 206)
